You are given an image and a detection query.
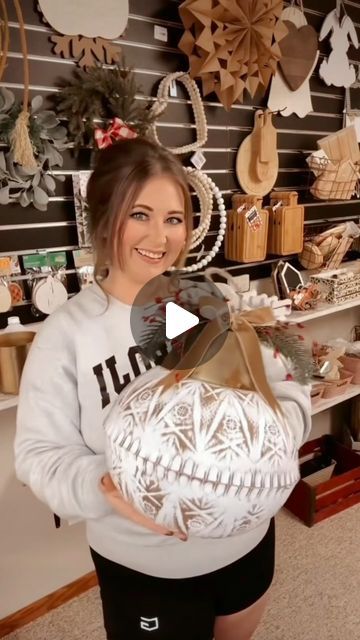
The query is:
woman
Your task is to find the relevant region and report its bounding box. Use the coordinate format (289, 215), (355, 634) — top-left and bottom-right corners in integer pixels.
(15, 138), (311, 640)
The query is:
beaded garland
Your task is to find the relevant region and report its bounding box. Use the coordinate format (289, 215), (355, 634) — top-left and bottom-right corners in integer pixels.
(187, 168), (213, 249)
(149, 73), (224, 273)
(149, 72), (208, 154)
(170, 168), (227, 273)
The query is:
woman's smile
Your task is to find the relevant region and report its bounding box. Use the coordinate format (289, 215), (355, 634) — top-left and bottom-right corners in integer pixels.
(135, 247), (167, 263)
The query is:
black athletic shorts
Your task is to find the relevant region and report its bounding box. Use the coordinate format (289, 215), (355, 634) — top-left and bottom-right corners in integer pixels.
(90, 518), (275, 640)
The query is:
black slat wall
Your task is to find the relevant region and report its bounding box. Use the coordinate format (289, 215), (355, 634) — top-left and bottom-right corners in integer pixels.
(1, 0), (360, 326)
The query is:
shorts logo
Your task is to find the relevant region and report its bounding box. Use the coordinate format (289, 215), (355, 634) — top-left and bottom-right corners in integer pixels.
(140, 616), (159, 631)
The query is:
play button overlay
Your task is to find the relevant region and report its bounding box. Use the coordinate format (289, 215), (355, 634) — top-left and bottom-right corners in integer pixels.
(130, 271), (230, 372)
(165, 302), (199, 339)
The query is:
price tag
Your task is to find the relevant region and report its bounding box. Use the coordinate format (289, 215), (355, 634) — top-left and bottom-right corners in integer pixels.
(245, 206), (263, 231)
(169, 79), (177, 97)
(154, 25), (168, 42)
(190, 150), (206, 170)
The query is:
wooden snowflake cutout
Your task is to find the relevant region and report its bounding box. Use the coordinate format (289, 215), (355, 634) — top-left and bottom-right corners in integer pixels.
(178, 0), (288, 109)
(51, 35), (121, 69)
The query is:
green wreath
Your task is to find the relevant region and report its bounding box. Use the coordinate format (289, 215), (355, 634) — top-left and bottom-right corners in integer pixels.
(55, 59), (157, 150)
(0, 88), (68, 210)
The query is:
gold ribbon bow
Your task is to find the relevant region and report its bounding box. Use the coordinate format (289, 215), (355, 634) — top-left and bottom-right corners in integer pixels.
(229, 307), (281, 415)
(158, 300), (281, 416)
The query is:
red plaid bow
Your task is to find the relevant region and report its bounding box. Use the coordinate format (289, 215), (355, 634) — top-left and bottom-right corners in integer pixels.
(94, 117), (137, 149)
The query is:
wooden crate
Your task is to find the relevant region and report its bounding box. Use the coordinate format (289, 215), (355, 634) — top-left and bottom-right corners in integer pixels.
(285, 435), (360, 527)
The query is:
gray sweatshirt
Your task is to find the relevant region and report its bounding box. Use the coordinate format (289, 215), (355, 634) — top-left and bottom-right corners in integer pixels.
(14, 282), (311, 578)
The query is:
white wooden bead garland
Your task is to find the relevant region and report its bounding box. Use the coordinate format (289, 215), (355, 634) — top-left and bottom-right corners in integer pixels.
(187, 168), (213, 249)
(149, 72), (208, 154)
(170, 169), (227, 273)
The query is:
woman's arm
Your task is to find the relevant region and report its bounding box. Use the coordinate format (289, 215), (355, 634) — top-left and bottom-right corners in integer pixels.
(270, 379), (312, 447)
(260, 343), (312, 447)
(14, 332), (112, 522)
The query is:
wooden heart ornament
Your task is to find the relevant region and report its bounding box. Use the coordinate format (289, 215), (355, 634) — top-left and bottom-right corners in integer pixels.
(279, 21), (318, 91)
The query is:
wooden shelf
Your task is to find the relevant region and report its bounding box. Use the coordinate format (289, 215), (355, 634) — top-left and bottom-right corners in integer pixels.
(0, 322), (42, 412)
(311, 384), (360, 415)
(289, 297), (360, 324)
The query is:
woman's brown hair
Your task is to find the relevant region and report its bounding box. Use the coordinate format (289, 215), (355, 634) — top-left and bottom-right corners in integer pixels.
(86, 138), (193, 275)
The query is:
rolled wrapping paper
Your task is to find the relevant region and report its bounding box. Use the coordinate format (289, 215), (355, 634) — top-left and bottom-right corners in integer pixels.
(104, 305), (300, 538)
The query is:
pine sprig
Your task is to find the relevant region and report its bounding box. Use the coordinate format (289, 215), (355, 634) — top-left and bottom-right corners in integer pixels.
(139, 315), (167, 360)
(255, 325), (314, 385)
(55, 58), (157, 149)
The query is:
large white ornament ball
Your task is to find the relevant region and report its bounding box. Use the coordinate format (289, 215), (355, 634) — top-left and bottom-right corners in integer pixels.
(104, 365), (300, 538)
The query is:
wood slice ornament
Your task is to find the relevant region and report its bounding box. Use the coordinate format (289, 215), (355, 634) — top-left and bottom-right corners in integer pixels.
(37, 0), (128, 68)
(267, 5), (319, 118)
(236, 110), (278, 196)
(32, 275), (68, 315)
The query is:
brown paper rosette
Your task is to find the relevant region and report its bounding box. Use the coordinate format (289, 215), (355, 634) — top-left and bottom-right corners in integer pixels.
(178, 0), (287, 110)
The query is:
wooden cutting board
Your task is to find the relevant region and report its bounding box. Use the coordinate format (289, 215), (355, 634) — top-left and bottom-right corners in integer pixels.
(317, 126), (360, 163)
(236, 110), (278, 196)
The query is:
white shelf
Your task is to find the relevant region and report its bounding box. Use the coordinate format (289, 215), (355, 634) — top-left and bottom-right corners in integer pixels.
(289, 297), (360, 324)
(311, 384), (360, 415)
(0, 320), (43, 334)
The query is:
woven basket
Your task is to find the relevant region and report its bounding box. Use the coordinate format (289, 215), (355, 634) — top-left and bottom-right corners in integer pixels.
(310, 159), (360, 201)
(298, 242), (324, 269)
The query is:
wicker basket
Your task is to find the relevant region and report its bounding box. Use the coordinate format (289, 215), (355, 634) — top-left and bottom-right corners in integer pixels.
(310, 159), (360, 201)
(321, 373), (353, 399)
(298, 242), (324, 269)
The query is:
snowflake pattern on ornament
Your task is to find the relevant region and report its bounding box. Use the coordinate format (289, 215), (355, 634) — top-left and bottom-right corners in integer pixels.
(105, 366), (300, 538)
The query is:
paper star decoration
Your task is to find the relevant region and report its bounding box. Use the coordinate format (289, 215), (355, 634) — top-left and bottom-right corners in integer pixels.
(178, 0), (287, 110)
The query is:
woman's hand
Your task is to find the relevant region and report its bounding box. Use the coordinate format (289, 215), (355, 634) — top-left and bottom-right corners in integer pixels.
(99, 473), (187, 541)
